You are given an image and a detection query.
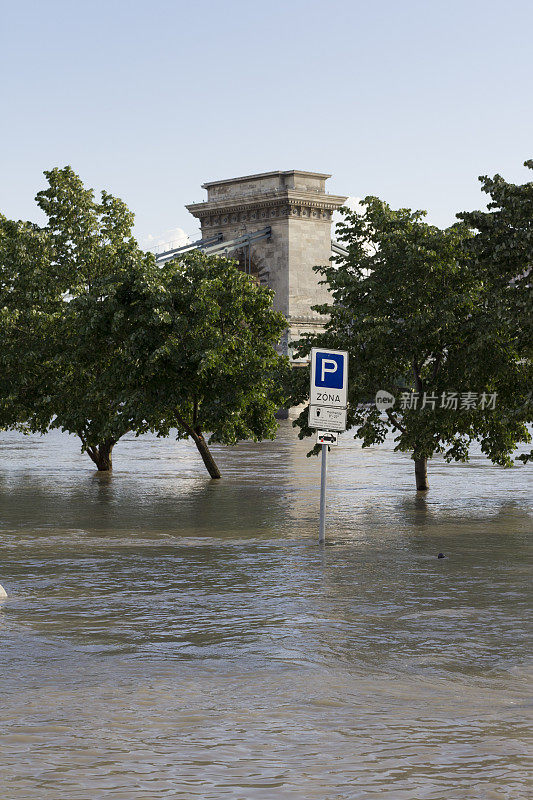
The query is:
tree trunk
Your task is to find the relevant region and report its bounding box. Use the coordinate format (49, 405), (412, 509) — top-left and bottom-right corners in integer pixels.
(191, 430), (221, 479)
(87, 440), (115, 471)
(415, 457), (429, 490)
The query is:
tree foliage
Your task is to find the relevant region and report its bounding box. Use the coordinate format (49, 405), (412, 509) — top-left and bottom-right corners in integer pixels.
(0, 215), (55, 431)
(117, 250), (290, 477)
(458, 160), (532, 352)
(0, 167), (290, 475)
(292, 196), (532, 488)
(458, 160), (533, 462)
(12, 166), (153, 469)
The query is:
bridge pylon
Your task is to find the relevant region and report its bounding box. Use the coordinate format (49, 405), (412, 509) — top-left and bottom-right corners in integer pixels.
(186, 170), (347, 359)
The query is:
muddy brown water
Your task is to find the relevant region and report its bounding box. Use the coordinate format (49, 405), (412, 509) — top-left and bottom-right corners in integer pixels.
(0, 424), (531, 799)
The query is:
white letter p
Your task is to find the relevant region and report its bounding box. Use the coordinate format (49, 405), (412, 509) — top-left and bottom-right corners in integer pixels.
(321, 359), (338, 382)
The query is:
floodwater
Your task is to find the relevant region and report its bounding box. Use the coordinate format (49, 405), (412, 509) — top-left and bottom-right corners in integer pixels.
(0, 424), (531, 800)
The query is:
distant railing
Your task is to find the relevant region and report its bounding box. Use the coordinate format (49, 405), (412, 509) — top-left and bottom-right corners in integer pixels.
(154, 233), (224, 264)
(150, 238), (191, 255)
(154, 229), (274, 266)
(331, 241), (349, 258)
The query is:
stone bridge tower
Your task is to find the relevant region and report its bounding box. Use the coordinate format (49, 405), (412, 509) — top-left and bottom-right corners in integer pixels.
(186, 170), (346, 356)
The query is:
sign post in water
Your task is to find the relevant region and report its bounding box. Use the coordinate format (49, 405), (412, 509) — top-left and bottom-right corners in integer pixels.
(309, 348), (348, 544)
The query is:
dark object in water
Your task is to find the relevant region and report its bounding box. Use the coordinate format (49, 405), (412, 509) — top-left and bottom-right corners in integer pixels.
(437, 552), (445, 559)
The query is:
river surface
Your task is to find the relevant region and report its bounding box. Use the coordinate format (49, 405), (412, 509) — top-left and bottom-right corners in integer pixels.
(0, 425), (531, 799)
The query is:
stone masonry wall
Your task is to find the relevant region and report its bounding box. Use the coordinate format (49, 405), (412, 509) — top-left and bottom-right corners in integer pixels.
(186, 171), (347, 357)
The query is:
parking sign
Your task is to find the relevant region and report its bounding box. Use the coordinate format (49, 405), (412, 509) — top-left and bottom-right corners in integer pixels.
(310, 347), (348, 410)
(308, 347), (349, 544)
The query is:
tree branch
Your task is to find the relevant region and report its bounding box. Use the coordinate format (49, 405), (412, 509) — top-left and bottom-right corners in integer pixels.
(174, 409), (194, 438)
(431, 352), (442, 381)
(412, 358), (423, 393)
(386, 409), (406, 434)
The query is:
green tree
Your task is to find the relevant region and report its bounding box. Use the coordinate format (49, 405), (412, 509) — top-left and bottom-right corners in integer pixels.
(458, 160), (533, 462)
(0, 215), (56, 433)
(292, 197), (532, 489)
(3, 168), (289, 475)
(18, 166), (152, 470)
(118, 249), (290, 478)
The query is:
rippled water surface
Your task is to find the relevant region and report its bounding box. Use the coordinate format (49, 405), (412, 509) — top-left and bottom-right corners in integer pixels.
(0, 425), (531, 799)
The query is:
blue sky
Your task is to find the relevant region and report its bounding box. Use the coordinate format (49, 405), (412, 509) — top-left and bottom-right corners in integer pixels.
(1, 0), (532, 247)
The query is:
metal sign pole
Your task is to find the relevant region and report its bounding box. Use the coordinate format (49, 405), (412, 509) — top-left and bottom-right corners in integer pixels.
(319, 443), (328, 544)
(309, 347), (348, 546)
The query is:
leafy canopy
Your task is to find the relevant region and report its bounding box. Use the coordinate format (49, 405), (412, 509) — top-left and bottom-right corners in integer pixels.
(20, 167), (153, 460)
(0, 215), (56, 430)
(458, 159), (533, 459)
(122, 248), (290, 448)
(1, 166), (290, 474)
(292, 196), (532, 474)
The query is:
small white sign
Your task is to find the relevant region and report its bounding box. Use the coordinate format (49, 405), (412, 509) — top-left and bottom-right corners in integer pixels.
(309, 405), (347, 431)
(316, 430), (338, 446)
(310, 348), (348, 409)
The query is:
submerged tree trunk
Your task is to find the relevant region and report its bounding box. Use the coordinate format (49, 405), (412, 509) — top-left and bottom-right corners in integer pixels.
(415, 457), (429, 490)
(191, 430), (221, 479)
(86, 440), (115, 471)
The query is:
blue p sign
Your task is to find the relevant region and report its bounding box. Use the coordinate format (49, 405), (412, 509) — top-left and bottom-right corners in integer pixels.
(315, 352), (344, 389)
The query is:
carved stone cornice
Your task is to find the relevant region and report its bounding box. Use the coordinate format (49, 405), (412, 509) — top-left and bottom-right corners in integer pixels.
(187, 190), (347, 228)
(288, 314), (329, 326)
